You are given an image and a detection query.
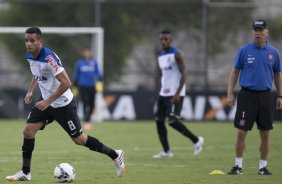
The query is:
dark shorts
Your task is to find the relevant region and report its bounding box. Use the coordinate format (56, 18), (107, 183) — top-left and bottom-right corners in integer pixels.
(27, 99), (82, 138)
(234, 88), (273, 131)
(154, 96), (184, 122)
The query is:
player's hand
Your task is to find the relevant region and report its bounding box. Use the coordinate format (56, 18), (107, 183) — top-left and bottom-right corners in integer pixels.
(171, 94), (180, 104)
(276, 97), (282, 110)
(96, 81), (103, 93)
(24, 92), (33, 104)
(226, 93), (235, 107)
(35, 100), (50, 111)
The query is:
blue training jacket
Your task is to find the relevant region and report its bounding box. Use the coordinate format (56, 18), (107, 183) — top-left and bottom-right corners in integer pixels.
(234, 42), (281, 91)
(74, 58), (102, 87)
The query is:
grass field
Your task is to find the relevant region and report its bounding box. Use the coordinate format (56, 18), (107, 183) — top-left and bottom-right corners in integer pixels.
(0, 119), (281, 184)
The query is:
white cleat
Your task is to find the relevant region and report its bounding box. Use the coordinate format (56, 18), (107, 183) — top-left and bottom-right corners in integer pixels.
(194, 136), (204, 156)
(113, 150), (126, 177)
(5, 171), (31, 181)
(152, 151), (173, 158)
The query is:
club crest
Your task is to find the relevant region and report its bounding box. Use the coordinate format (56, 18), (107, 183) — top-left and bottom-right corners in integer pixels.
(268, 53), (273, 61)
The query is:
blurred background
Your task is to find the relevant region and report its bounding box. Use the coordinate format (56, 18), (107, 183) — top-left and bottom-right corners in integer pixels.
(1, 0), (282, 121)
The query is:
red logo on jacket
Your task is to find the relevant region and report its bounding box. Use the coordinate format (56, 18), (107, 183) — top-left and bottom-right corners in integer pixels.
(268, 53), (273, 61)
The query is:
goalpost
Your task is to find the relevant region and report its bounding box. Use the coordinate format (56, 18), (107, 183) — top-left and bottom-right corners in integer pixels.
(0, 27), (104, 69)
(0, 27), (105, 122)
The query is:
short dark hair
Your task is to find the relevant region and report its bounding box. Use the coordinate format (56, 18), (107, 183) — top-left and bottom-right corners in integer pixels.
(160, 30), (171, 35)
(25, 27), (42, 37)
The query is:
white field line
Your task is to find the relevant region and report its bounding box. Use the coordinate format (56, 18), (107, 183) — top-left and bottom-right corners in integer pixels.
(132, 145), (234, 151)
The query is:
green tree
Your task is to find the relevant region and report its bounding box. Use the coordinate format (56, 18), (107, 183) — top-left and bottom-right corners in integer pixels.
(0, 0), (254, 88)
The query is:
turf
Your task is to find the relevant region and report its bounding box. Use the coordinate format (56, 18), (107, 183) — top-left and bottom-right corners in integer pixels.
(0, 119), (281, 184)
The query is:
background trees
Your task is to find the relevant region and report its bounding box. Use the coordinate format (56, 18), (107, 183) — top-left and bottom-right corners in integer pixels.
(0, 0), (254, 89)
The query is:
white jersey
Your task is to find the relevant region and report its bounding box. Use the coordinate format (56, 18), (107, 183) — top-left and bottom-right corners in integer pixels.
(158, 46), (186, 97)
(26, 47), (73, 108)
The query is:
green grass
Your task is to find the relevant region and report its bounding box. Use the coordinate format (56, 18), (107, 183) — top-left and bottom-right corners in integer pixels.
(0, 119), (282, 184)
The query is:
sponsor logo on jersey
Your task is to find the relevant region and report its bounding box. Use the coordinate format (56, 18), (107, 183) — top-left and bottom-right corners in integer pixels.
(81, 65), (95, 72)
(46, 55), (60, 71)
(247, 55), (255, 64)
(34, 75), (47, 81)
(163, 88), (170, 94)
(162, 66), (173, 71)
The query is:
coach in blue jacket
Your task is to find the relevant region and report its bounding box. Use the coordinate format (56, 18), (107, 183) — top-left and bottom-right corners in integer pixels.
(226, 19), (282, 175)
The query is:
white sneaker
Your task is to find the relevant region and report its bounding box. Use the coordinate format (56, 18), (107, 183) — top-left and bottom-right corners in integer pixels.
(152, 151), (173, 158)
(194, 136), (204, 156)
(113, 150), (126, 177)
(6, 171), (31, 181)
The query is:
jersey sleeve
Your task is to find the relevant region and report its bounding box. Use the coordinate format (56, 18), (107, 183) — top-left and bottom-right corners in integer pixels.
(73, 61), (81, 86)
(45, 53), (64, 76)
(234, 47), (244, 69)
(94, 60), (103, 81)
(273, 49), (281, 73)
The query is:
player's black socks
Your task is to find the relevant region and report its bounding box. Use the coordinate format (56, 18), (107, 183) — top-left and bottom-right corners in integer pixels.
(85, 135), (117, 159)
(156, 120), (170, 152)
(22, 138), (35, 174)
(101, 145), (118, 160)
(169, 120), (198, 143)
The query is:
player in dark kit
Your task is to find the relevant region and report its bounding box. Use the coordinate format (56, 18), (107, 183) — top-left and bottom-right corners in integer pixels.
(152, 30), (204, 158)
(226, 20), (282, 175)
(5, 27), (125, 181)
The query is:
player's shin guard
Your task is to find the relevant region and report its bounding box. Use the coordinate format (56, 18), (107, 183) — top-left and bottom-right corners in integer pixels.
(156, 120), (170, 152)
(169, 120), (198, 143)
(22, 138), (35, 174)
(85, 135), (117, 159)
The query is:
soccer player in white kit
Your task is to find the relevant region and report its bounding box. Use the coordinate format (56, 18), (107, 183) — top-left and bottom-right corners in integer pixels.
(153, 30), (204, 158)
(6, 27), (125, 181)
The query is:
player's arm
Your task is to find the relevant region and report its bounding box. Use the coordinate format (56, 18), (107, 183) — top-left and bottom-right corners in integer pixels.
(25, 77), (38, 104)
(172, 51), (186, 104)
(95, 61), (103, 81)
(226, 68), (240, 107)
(49, 70), (72, 103)
(156, 63), (162, 94)
(274, 72), (282, 110)
(95, 61), (104, 93)
(35, 70), (71, 111)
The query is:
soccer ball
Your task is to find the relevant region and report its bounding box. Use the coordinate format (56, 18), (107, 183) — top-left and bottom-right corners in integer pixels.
(54, 163), (75, 183)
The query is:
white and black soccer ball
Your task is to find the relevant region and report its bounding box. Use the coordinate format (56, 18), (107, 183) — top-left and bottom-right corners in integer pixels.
(54, 163), (75, 183)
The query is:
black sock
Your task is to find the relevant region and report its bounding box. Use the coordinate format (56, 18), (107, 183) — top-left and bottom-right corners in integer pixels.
(169, 120), (198, 143)
(22, 138), (35, 174)
(85, 135), (117, 159)
(156, 120), (169, 152)
(101, 145), (118, 159)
